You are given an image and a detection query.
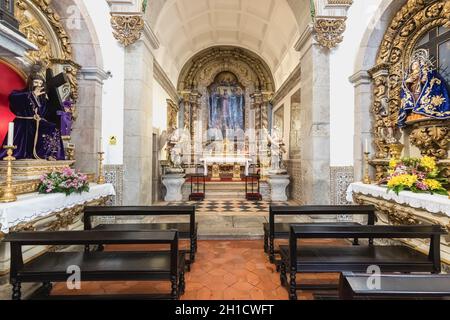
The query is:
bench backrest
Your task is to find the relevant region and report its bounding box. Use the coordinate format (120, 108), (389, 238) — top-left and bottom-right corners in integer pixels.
(84, 206), (196, 234)
(4, 230), (179, 279)
(288, 224), (445, 272)
(269, 205), (376, 236)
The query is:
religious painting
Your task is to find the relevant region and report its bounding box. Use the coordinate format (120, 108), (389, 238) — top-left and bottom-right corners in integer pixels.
(208, 71), (245, 137)
(289, 89), (301, 159)
(273, 105), (284, 134)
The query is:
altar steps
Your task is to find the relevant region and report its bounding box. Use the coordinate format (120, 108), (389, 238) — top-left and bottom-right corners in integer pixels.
(204, 182), (246, 200)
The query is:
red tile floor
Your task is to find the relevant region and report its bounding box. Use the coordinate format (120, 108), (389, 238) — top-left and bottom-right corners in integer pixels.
(52, 240), (340, 300)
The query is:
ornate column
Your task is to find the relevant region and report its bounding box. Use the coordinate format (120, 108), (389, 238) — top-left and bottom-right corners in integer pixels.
(166, 99), (179, 131)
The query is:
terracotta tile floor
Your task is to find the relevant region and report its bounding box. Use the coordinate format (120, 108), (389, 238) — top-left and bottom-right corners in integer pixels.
(51, 240), (340, 300)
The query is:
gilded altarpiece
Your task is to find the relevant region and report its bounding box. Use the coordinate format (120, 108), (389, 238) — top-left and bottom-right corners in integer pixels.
(177, 47), (274, 168)
(369, 0), (450, 180)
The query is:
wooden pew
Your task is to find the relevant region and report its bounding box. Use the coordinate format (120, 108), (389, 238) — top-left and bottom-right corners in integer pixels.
(4, 230), (185, 300)
(266, 205), (377, 264)
(280, 224), (445, 300)
(84, 206), (197, 269)
(339, 272), (450, 300)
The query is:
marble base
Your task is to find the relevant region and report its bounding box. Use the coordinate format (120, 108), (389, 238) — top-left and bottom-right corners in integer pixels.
(162, 174), (186, 202)
(268, 174), (290, 202)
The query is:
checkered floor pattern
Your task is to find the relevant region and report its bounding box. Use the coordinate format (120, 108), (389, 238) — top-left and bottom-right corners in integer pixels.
(165, 200), (291, 214)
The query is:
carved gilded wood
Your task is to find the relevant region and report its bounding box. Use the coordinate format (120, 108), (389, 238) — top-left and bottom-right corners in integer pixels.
(370, 0), (450, 172)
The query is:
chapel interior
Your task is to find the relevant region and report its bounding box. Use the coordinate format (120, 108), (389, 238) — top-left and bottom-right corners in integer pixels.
(0, 0), (449, 302)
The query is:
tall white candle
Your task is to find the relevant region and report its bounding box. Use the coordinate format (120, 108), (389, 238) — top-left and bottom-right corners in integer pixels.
(365, 138), (369, 153)
(7, 122), (14, 146)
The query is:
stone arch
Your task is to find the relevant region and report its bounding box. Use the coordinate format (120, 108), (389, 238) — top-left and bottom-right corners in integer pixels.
(178, 46), (275, 92)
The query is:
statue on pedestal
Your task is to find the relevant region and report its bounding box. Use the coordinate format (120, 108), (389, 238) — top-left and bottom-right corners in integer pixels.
(398, 49), (450, 128)
(267, 126), (287, 175)
(164, 125), (185, 173)
(0, 65), (68, 161)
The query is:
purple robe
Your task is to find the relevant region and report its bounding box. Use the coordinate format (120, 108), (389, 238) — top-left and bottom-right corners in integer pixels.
(0, 90), (65, 160)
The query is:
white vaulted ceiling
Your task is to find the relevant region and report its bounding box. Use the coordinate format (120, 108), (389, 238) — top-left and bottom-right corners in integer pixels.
(153, 0), (300, 89)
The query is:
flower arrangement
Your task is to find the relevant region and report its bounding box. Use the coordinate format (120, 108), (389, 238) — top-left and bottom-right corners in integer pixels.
(380, 156), (448, 196)
(38, 167), (89, 196)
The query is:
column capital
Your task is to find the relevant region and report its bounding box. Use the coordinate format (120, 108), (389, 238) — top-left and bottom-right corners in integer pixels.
(349, 70), (372, 87)
(80, 67), (111, 85)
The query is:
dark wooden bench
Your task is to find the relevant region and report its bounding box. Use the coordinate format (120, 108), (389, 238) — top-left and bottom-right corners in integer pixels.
(266, 205), (377, 264)
(84, 206), (197, 269)
(339, 272), (450, 300)
(280, 224), (445, 300)
(4, 230), (185, 300)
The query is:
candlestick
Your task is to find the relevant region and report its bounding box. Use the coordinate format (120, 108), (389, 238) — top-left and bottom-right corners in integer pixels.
(0, 146), (17, 203)
(7, 122), (14, 147)
(96, 152), (106, 185)
(363, 151), (371, 185)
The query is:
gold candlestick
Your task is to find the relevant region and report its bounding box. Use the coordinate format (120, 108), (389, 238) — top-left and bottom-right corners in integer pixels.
(0, 146), (17, 203)
(96, 152), (106, 185)
(363, 151), (371, 185)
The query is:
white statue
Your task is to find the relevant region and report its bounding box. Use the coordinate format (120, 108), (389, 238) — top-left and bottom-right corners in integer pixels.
(165, 125), (184, 172)
(267, 126), (287, 174)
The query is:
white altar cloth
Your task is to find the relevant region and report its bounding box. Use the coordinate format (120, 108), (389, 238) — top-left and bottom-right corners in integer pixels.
(200, 156), (252, 176)
(0, 183), (115, 233)
(346, 182), (450, 217)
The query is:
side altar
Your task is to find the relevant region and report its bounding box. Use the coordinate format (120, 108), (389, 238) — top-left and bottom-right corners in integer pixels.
(347, 182), (450, 270)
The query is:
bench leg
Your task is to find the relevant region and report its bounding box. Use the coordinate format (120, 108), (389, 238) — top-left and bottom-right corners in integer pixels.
(97, 244), (105, 252)
(11, 279), (21, 301)
(171, 275), (179, 300)
(289, 268), (298, 301)
(190, 240), (196, 264)
(42, 282), (53, 296)
(269, 237), (275, 264)
(353, 238), (359, 246)
(84, 245), (90, 252)
(280, 262), (287, 287)
(263, 232), (268, 254)
(179, 272), (186, 296)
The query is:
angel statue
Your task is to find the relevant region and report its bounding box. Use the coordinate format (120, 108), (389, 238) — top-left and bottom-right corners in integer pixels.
(398, 49), (450, 128)
(267, 126), (287, 174)
(163, 125), (185, 173)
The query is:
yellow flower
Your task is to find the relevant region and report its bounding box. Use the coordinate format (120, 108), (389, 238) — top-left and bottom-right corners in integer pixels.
(424, 179), (443, 191)
(420, 156), (437, 171)
(389, 158), (399, 169)
(387, 174), (417, 188)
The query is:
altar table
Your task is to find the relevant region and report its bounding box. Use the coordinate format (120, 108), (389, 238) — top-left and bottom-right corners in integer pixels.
(200, 156), (252, 176)
(0, 183), (116, 234)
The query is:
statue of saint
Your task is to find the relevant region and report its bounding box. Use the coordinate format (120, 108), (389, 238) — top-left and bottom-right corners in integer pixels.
(267, 126), (287, 174)
(398, 49), (450, 127)
(0, 65), (66, 160)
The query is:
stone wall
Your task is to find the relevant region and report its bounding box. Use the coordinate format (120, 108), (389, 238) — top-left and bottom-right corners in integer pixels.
(287, 159), (302, 203)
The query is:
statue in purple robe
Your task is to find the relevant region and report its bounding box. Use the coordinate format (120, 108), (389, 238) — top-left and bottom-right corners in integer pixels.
(0, 67), (65, 160)
(57, 100), (74, 137)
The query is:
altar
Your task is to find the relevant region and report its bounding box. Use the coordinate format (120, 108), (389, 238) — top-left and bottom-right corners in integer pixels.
(0, 183), (115, 276)
(346, 182), (450, 270)
(200, 156), (252, 180)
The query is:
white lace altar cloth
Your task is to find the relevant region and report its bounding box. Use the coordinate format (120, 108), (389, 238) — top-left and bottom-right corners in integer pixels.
(346, 182), (450, 217)
(0, 183), (116, 233)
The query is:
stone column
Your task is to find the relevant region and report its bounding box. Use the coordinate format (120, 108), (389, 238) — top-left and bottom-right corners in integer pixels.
(122, 38), (154, 205)
(73, 68), (108, 173)
(298, 39), (331, 205)
(349, 70), (373, 182)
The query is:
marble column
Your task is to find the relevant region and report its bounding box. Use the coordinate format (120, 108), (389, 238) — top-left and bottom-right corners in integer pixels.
(122, 39), (154, 205)
(349, 70), (373, 182)
(73, 68), (109, 173)
(298, 40), (331, 205)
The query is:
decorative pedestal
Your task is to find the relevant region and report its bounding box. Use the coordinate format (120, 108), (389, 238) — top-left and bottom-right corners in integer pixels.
(162, 174), (186, 202)
(268, 174), (290, 202)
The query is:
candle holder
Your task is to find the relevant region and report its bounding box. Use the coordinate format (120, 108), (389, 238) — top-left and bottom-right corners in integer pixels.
(0, 146), (17, 203)
(96, 152), (106, 185)
(363, 151), (371, 185)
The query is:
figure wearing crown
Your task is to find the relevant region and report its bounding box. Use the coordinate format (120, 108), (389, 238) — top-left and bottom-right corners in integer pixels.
(0, 64), (68, 160)
(398, 49), (450, 128)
